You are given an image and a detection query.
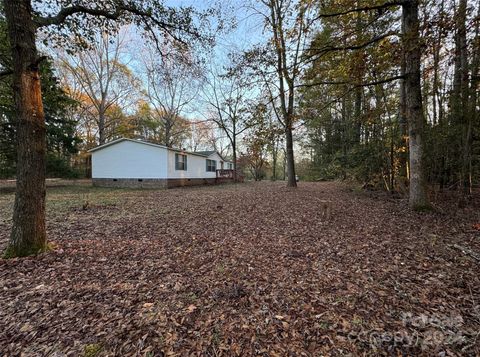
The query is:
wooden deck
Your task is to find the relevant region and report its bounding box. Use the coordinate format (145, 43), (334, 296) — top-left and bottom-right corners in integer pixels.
(215, 169), (244, 182)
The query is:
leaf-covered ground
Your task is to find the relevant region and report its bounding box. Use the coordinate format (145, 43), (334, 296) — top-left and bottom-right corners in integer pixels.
(0, 182), (479, 356)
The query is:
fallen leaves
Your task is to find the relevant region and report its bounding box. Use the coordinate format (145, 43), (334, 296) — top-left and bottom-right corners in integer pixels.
(186, 304), (197, 313)
(0, 181), (479, 356)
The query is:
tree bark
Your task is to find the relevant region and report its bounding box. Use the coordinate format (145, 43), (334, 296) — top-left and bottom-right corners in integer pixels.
(403, 0), (429, 209)
(271, 137), (278, 181)
(232, 134), (237, 181)
(353, 10), (363, 144)
(3, 0), (47, 257)
(98, 107), (106, 145)
(453, 0), (471, 200)
(399, 35), (409, 183)
(285, 122), (296, 187)
(265, 0), (298, 188)
(431, 0), (444, 126)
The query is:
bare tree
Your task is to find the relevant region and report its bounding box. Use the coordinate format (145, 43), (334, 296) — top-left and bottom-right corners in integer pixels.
(60, 29), (139, 145)
(202, 64), (252, 179)
(142, 45), (202, 147)
(244, 0), (315, 187)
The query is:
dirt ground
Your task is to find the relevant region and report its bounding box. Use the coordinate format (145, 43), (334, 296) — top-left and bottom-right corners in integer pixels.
(0, 181), (479, 356)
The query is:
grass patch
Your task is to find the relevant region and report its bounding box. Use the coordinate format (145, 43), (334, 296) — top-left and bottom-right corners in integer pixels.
(82, 343), (103, 357)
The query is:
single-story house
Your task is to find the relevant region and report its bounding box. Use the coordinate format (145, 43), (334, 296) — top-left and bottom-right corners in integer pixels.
(88, 138), (234, 188)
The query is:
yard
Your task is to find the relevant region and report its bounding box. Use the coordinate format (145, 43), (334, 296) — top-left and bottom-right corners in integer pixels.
(0, 181), (479, 356)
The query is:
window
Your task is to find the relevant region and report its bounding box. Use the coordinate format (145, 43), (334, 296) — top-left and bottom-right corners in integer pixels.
(227, 163), (233, 170)
(206, 159), (217, 172)
(175, 153), (187, 170)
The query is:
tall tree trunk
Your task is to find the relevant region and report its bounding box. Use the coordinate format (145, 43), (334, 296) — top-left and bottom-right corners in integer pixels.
(3, 0), (47, 257)
(266, 0), (298, 188)
(165, 116), (172, 147)
(232, 134), (237, 181)
(471, 6), (480, 155)
(98, 95), (107, 145)
(431, 0), (445, 126)
(354, 87), (362, 144)
(353, 9), (363, 145)
(399, 11), (409, 184)
(271, 138), (277, 181)
(98, 110), (106, 145)
(285, 119), (296, 187)
(453, 0), (471, 201)
(403, 0), (429, 209)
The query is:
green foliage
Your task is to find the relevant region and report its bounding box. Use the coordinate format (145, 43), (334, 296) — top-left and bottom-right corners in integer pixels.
(298, 5), (404, 189)
(46, 153), (81, 179)
(33, 0), (215, 55)
(299, 1), (479, 193)
(0, 19), (81, 179)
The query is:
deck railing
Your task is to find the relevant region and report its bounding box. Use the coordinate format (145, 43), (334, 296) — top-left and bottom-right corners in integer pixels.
(216, 169), (234, 179)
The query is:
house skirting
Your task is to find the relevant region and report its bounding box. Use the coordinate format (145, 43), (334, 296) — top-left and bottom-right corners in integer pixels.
(92, 178), (221, 189)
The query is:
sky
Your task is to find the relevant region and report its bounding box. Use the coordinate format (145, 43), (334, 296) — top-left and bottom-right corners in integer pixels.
(35, 0), (292, 155)
(164, 0), (267, 59)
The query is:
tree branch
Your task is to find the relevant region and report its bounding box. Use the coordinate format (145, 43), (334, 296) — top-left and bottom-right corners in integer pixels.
(297, 75), (405, 88)
(301, 32), (398, 67)
(307, 32), (398, 53)
(0, 69), (13, 78)
(34, 4), (195, 44)
(314, 1), (405, 20)
(35, 5), (123, 27)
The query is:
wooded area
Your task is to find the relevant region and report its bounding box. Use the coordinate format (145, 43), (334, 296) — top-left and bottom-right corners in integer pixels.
(0, 1), (479, 355)
(1, 182), (479, 355)
(1, 0), (478, 257)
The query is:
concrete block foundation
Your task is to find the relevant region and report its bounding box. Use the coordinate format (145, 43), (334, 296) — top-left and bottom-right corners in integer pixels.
(92, 178), (168, 189)
(92, 178), (223, 189)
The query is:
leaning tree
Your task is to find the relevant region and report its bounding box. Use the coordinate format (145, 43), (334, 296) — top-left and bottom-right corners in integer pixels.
(1, 0), (214, 257)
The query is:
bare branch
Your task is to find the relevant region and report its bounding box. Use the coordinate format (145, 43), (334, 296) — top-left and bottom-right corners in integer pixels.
(297, 75), (405, 88)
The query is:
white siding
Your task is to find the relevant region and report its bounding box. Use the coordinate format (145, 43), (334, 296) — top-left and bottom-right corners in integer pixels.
(208, 153), (233, 170)
(208, 153), (225, 169)
(167, 150), (218, 179)
(92, 140), (168, 179)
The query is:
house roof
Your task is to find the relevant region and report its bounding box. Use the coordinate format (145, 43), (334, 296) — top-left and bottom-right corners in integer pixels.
(197, 151), (230, 162)
(195, 150), (216, 156)
(88, 138), (168, 153)
(88, 137), (232, 162)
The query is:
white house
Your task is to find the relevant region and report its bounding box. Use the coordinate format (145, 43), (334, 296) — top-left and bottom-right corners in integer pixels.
(88, 138), (234, 188)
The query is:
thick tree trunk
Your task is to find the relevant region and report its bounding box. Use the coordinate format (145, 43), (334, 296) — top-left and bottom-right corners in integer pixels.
(432, 0), (445, 126)
(98, 97), (107, 145)
(399, 16), (409, 183)
(98, 110), (106, 145)
(271, 138), (277, 181)
(285, 121), (296, 187)
(232, 135), (237, 181)
(354, 11), (363, 145)
(3, 0), (47, 257)
(453, 0), (471, 200)
(403, 0), (429, 209)
(164, 115), (173, 148)
(354, 87), (362, 144)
